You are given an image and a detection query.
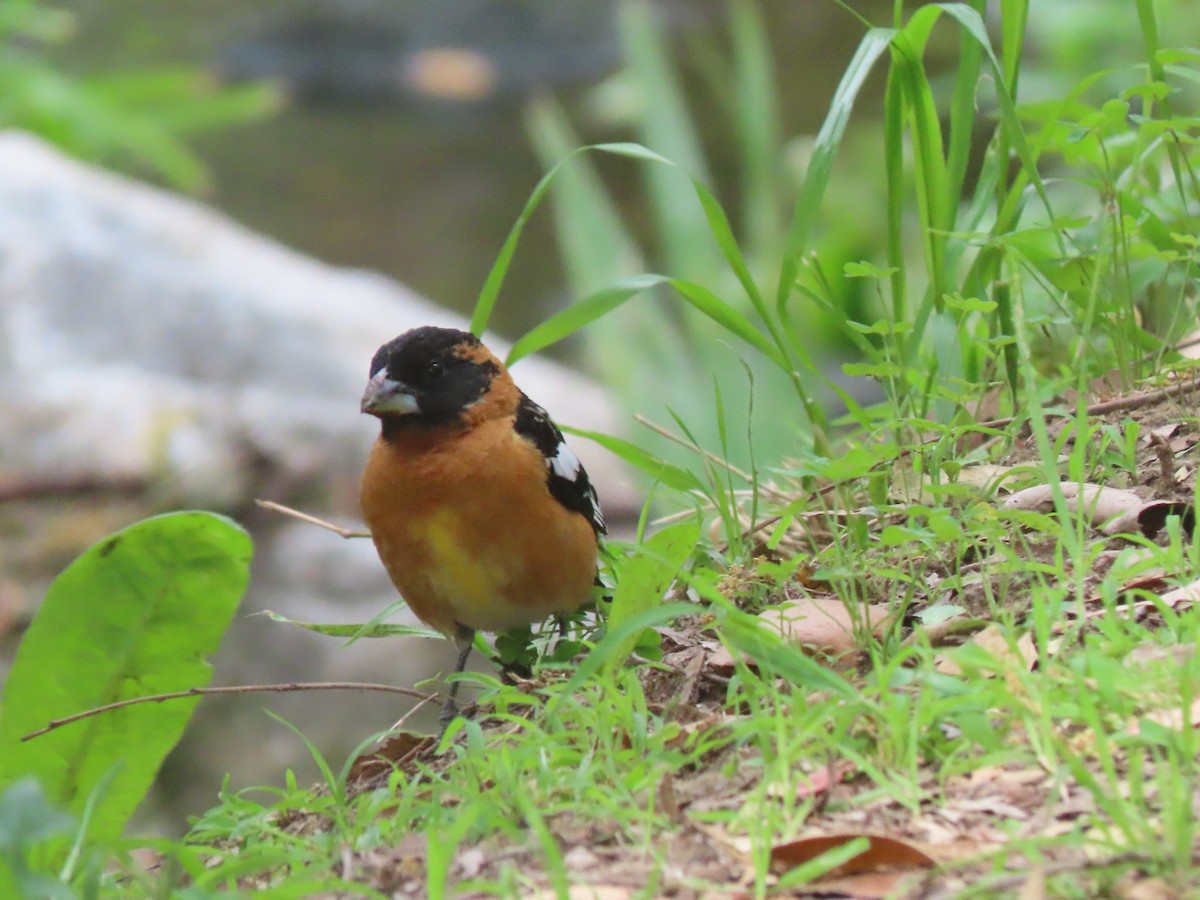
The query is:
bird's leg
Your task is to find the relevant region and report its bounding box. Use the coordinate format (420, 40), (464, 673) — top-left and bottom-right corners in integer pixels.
(439, 625), (476, 731)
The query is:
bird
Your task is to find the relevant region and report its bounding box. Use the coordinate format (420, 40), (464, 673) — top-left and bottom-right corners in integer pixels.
(358, 326), (605, 728)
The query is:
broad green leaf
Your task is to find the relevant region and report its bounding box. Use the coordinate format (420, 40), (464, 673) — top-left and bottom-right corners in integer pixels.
(843, 261), (898, 279)
(916, 604), (968, 627)
(0, 512), (252, 842)
(605, 521), (701, 674)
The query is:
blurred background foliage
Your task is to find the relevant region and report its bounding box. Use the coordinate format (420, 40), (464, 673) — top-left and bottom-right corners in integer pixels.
(6, 0), (1200, 479)
(0, 0), (280, 192)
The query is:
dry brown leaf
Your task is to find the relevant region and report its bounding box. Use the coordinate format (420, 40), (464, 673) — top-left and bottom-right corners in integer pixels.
(707, 644), (737, 674)
(771, 833), (935, 879)
(761, 598), (890, 658)
(935, 652), (964, 676)
(1126, 500), (1195, 539)
(1117, 876), (1183, 900)
(346, 732), (432, 782)
(955, 464), (1035, 494)
(793, 870), (914, 898)
(1171, 436), (1197, 454)
(1017, 868), (1047, 900)
(663, 711), (730, 751)
(1158, 577), (1200, 606)
(526, 888), (632, 900)
(1128, 643), (1194, 666)
(1003, 482), (1144, 528)
(1130, 695), (1200, 734)
(935, 625), (1037, 677)
(1147, 423), (1181, 442)
(709, 599), (888, 674)
(1075, 576), (1198, 627)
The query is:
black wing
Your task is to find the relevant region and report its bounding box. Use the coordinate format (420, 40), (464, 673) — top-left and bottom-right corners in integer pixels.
(514, 393), (606, 537)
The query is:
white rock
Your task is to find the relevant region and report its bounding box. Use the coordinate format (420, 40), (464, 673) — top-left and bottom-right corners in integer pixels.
(0, 130), (633, 509)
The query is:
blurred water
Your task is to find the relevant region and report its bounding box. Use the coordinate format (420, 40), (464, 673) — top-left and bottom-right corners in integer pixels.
(56, 0), (880, 339)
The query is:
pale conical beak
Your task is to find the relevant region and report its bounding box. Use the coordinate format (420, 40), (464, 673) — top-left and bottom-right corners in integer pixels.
(360, 371), (420, 416)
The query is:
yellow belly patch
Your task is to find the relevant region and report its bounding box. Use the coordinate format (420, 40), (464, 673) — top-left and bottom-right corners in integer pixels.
(421, 508), (505, 619)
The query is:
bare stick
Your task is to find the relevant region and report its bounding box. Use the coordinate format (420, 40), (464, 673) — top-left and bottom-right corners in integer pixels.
(22, 681), (432, 741)
(0, 473), (147, 503)
(975, 370), (1200, 432)
(633, 414), (789, 501)
(255, 499), (371, 539)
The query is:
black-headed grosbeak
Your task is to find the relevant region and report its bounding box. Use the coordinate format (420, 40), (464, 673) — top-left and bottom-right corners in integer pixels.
(359, 326), (605, 726)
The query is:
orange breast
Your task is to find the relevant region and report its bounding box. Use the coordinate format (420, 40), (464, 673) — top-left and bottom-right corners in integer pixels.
(359, 417), (598, 636)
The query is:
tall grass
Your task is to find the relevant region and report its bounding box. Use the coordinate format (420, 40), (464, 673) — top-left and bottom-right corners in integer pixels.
(470, 0), (1200, 512)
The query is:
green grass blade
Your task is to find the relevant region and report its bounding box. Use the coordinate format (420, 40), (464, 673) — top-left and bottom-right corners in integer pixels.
(548, 602), (699, 722)
(938, 3), (1058, 244)
(470, 146), (587, 336)
(883, 68), (907, 326)
(720, 607), (857, 699)
(562, 425), (707, 494)
(669, 278), (790, 370)
(506, 273), (667, 364)
(998, 0), (1028, 91)
(892, 8), (952, 308)
(728, 0), (783, 252)
(257, 611), (443, 642)
(945, 1), (985, 226)
(618, 0), (714, 276)
(525, 100), (643, 295)
(777, 28), (894, 314)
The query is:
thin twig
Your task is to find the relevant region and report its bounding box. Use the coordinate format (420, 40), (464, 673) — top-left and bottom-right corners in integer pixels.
(652, 506), (710, 526)
(21, 681), (432, 741)
(0, 473), (147, 503)
(975, 369), (1200, 432)
(634, 414), (789, 501)
(386, 693), (440, 734)
(255, 499), (371, 539)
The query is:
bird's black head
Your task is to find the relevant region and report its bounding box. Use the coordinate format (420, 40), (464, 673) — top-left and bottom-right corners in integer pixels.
(361, 326), (501, 431)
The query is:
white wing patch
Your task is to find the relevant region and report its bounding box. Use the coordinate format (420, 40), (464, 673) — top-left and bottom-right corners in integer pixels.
(549, 442), (583, 482)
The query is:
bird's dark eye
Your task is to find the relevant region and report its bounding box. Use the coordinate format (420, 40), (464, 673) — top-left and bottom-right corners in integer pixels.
(426, 360), (445, 380)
